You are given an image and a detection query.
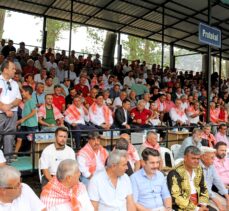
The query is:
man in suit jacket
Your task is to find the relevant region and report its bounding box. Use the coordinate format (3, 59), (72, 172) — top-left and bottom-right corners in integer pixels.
(114, 99), (133, 131)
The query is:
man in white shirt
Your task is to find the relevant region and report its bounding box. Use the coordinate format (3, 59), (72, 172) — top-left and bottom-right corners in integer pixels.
(46, 55), (58, 71)
(169, 99), (189, 126)
(77, 131), (108, 186)
(40, 159), (93, 211)
(88, 150), (136, 211)
(34, 68), (47, 84)
(0, 165), (45, 211)
(40, 127), (75, 186)
(0, 60), (22, 162)
(89, 93), (113, 129)
(64, 95), (96, 150)
(123, 70), (135, 89)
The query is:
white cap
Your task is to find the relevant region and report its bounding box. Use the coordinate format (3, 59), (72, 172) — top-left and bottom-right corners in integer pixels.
(200, 146), (216, 154)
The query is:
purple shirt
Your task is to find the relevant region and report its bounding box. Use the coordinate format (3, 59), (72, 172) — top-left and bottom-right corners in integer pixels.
(213, 157), (229, 185)
(215, 132), (229, 147)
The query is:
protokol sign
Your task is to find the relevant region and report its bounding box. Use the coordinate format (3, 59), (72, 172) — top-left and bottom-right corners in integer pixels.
(199, 22), (221, 48)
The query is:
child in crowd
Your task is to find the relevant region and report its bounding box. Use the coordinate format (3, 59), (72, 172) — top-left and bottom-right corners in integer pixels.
(14, 85), (38, 157)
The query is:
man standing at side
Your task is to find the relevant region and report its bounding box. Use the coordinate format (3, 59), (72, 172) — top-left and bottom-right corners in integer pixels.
(130, 148), (172, 211)
(0, 60), (21, 162)
(40, 127), (75, 186)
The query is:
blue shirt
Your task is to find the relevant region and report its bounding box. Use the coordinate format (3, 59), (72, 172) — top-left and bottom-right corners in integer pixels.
(32, 91), (45, 105)
(200, 161), (228, 198)
(130, 168), (171, 209)
(176, 136), (202, 159)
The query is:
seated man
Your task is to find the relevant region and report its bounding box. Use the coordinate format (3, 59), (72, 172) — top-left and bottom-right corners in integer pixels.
(32, 82), (45, 108)
(139, 131), (160, 158)
(89, 93), (113, 130)
(115, 138), (140, 176)
(112, 90), (127, 109)
(52, 85), (65, 113)
(214, 142), (229, 188)
(131, 148), (172, 211)
(77, 132), (108, 186)
(65, 87), (76, 108)
(167, 146), (209, 211)
(130, 100), (152, 128)
(64, 95), (96, 150)
(88, 150), (136, 211)
(176, 128), (203, 160)
(200, 146), (229, 211)
(215, 124), (229, 148)
(74, 75), (89, 98)
(186, 101), (204, 126)
(40, 159), (94, 211)
(84, 88), (98, 108)
(114, 99), (134, 131)
(38, 94), (64, 131)
(0, 149), (6, 166)
(120, 133), (140, 172)
(169, 99), (189, 127)
(201, 124), (217, 147)
(0, 165), (45, 211)
(40, 127), (75, 186)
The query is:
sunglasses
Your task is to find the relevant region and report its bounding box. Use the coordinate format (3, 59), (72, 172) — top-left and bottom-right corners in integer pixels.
(7, 81), (12, 91)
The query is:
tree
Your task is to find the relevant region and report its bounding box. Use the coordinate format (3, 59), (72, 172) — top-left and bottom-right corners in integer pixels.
(122, 35), (167, 66)
(46, 19), (78, 49)
(81, 27), (105, 54)
(0, 9), (6, 39)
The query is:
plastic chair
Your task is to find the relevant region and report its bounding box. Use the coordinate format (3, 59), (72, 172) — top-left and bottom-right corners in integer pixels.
(170, 144), (181, 159)
(160, 147), (175, 167)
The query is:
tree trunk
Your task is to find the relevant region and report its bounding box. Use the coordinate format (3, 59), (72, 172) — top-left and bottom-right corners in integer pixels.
(103, 32), (117, 69)
(0, 9), (6, 39)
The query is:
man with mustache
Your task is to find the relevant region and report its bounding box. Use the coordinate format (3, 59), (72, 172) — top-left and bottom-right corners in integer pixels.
(77, 132), (108, 186)
(130, 148), (172, 211)
(213, 142), (229, 189)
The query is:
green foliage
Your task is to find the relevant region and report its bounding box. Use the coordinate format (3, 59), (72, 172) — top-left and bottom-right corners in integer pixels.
(45, 18), (78, 49)
(122, 35), (168, 66)
(83, 27), (105, 54)
(0, 9), (6, 39)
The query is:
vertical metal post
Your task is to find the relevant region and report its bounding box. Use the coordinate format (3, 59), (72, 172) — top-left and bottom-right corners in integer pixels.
(170, 43), (174, 69)
(219, 48), (222, 97)
(117, 32), (122, 62)
(206, 0), (212, 123)
(161, 6), (165, 82)
(68, 0), (73, 78)
(42, 16), (47, 52)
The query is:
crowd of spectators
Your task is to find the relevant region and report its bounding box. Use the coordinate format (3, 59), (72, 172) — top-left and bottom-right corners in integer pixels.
(0, 39), (228, 156)
(0, 39), (229, 210)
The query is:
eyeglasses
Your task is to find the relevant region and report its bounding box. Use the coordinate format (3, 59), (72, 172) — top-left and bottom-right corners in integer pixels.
(7, 81), (12, 91)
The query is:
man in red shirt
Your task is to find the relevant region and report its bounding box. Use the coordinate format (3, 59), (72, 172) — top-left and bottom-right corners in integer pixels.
(85, 88), (98, 108)
(74, 75), (89, 97)
(130, 100), (152, 128)
(52, 85), (66, 113)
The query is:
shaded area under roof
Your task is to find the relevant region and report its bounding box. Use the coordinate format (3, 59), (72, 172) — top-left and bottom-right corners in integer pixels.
(1, 0), (229, 59)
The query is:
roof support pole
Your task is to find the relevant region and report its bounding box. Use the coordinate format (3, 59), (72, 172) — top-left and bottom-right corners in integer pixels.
(117, 32), (122, 62)
(161, 6), (165, 81)
(206, 0), (212, 123)
(219, 48), (222, 97)
(68, 0), (73, 78)
(170, 43), (174, 70)
(42, 16), (47, 52)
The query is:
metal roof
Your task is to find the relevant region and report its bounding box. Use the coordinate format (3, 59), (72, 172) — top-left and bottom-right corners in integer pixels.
(1, 0), (229, 59)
